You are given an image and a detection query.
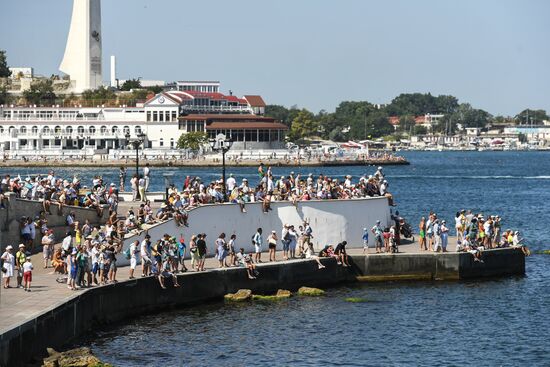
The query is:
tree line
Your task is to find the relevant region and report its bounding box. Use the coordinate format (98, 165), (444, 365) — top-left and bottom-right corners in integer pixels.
(266, 93), (550, 142)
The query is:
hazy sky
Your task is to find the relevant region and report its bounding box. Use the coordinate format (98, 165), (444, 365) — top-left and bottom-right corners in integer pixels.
(2, 0), (549, 116)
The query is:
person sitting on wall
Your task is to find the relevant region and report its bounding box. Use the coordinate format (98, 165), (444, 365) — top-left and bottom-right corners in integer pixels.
(236, 248), (257, 280)
(158, 258), (180, 289)
(334, 241), (350, 267)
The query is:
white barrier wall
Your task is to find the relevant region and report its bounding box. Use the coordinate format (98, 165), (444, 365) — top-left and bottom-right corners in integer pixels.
(117, 197), (391, 265)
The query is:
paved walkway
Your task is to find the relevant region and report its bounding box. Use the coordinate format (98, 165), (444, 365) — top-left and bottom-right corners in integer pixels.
(0, 238), (458, 335)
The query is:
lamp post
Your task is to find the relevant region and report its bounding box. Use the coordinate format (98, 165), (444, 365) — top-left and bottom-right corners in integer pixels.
(125, 132), (146, 178)
(209, 134), (233, 202)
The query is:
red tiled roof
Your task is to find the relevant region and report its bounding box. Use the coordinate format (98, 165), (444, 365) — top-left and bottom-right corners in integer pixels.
(181, 114), (276, 122)
(206, 122), (288, 130)
(243, 95), (266, 107)
(415, 116), (427, 124)
(388, 116), (400, 125)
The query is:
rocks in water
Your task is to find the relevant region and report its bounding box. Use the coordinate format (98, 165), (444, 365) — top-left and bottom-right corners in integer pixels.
(536, 250), (550, 255)
(252, 289), (292, 301)
(42, 347), (111, 367)
(224, 289), (252, 301)
(297, 286), (325, 296)
(345, 297), (367, 303)
(276, 289), (292, 298)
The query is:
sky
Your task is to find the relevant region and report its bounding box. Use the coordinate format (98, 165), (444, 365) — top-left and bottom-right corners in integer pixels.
(1, 0), (549, 116)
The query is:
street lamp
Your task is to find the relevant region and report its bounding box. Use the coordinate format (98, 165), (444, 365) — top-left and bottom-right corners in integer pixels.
(125, 131), (147, 178)
(209, 134), (233, 202)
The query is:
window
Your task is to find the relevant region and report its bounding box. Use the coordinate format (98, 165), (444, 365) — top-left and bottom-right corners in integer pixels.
(170, 138), (174, 148)
(153, 111), (158, 122)
(100, 126), (108, 134)
(147, 111), (152, 122)
(20, 126), (27, 134)
(0, 126), (3, 133)
(54, 126), (62, 134)
(172, 111), (177, 121)
(159, 138), (164, 147)
(112, 126), (119, 134)
(66, 126), (73, 135)
(43, 126), (51, 134)
(89, 126), (96, 134)
(159, 111), (164, 122)
(32, 126), (38, 134)
(123, 126), (130, 135)
(77, 126), (84, 134)
(135, 126), (142, 135)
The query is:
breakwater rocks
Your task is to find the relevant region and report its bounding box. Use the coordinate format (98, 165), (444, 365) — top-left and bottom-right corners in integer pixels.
(224, 288), (321, 302)
(42, 347), (110, 367)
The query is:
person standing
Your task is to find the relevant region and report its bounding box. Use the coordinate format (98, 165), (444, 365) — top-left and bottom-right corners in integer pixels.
(138, 175), (146, 202)
(15, 244), (27, 289)
(196, 234), (207, 271)
(1, 245), (15, 289)
(129, 240), (139, 279)
(216, 233), (228, 268)
(371, 221), (383, 253)
(130, 174), (138, 201)
(419, 217), (426, 251)
(22, 257), (33, 292)
(143, 163), (151, 192)
(362, 227), (369, 254)
(433, 219), (442, 252)
(119, 167), (126, 192)
(228, 234), (237, 266)
(267, 230), (278, 262)
(441, 220), (449, 252)
(178, 234), (188, 272)
(288, 225), (298, 259)
(281, 224), (290, 260)
(253, 228), (263, 263)
(140, 234), (152, 277)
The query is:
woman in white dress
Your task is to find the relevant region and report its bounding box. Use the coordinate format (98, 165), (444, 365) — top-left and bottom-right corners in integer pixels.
(2, 245), (15, 288)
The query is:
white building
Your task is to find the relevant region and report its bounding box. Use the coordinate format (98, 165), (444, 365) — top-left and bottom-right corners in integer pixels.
(0, 88), (280, 155)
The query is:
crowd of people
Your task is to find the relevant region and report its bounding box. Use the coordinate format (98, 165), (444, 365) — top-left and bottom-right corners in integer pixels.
(0, 163), (532, 293)
(417, 210), (530, 261)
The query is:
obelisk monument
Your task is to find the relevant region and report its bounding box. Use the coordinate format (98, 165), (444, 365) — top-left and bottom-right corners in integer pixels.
(59, 0), (102, 93)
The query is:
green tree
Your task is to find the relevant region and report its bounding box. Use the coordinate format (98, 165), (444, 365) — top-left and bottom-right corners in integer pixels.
(288, 109), (318, 142)
(147, 85), (164, 94)
(265, 105), (290, 126)
(0, 50), (11, 78)
(120, 78), (142, 91)
(0, 85), (10, 105)
(414, 125), (428, 135)
(22, 79), (56, 105)
(398, 115), (416, 133)
(177, 131), (208, 150)
(514, 109), (549, 125)
(81, 86), (116, 106)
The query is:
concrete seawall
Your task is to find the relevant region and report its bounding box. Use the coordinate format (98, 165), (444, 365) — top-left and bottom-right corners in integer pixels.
(0, 193), (109, 251)
(116, 197), (392, 266)
(352, 248), (525, 281)
(0, 248), (525, 367)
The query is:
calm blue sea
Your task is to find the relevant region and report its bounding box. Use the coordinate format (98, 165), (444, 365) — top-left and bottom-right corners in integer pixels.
(8, 151), (550, 366)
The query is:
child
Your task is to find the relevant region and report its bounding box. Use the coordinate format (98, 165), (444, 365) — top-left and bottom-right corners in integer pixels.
(23, 257), (33, 292)
(362, 227), (369, 254)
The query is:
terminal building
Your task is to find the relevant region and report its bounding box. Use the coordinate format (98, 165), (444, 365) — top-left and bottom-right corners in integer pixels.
(0, 83), (287, 155)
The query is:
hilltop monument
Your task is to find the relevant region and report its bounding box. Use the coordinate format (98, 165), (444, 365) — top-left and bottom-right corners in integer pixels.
(59, 0), (103, 93)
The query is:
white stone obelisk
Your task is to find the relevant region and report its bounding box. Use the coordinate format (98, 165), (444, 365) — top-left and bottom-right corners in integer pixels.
(59, 0), (102, 93)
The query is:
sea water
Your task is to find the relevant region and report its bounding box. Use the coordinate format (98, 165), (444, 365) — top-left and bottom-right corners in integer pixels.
(7, 151), (550, 366)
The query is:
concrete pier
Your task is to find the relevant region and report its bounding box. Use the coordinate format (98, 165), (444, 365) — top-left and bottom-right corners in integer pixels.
(0, 245), (525, 367)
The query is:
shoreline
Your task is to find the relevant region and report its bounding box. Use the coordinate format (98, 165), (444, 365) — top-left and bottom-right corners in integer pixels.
(0, 158), (410, 168)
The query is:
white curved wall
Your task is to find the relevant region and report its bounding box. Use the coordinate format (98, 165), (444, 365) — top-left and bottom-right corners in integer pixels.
(117, 197), (391, 266)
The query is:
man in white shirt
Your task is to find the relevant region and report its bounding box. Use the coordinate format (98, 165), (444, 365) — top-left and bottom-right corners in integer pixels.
(129, 240), (139, 279)
(143, 164), (151, 191)
(226, 174), (236, 193)
(140, 235), (152, 276)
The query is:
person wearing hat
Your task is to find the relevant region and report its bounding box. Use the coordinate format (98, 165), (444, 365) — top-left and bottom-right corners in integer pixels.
(1, 245), (15, 288)
(41, 229), (55, 269)
(196, 234), (208, 271)
(15, 244), (27, 288)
